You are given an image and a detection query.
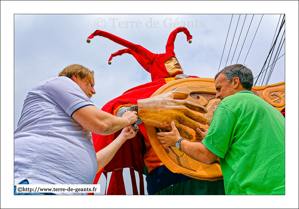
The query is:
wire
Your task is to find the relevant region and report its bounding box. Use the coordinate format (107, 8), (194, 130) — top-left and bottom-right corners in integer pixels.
(253, 53), (285, 80)
(254, 15), (285, 86)
(261, 30), (282, 85)
(243, 15), (264, 64)
(230, 15), (247, 65)
(218, 15), (234, 72)
(236, 15), (254, 63)
(259, 16), (285, 85)
(265, 33), (285, 85)
(269, 15), (282, 51)
(266, 15), (283, 75)
(225, 15), (241, 66)
(261, 29), (285, 85)
(260, 15), (283, 83)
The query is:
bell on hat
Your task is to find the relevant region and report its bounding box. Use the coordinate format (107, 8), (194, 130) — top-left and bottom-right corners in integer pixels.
(87, 27), (192, 82)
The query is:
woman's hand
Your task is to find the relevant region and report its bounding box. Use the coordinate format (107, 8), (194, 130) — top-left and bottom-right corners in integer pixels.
(118, 126), (137, 142)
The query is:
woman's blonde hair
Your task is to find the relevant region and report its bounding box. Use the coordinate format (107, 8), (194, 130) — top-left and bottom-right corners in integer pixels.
(59, 64), (94, 82)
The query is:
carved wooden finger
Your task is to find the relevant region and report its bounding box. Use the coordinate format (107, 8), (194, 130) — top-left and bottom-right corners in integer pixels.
(174, 100), (208, 114)
(175, 123), (193, 140)
(182, 108), (208, 125)
(204, 98), (221, 125)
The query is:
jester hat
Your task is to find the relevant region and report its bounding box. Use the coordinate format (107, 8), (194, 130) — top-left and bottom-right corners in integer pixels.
(108, 48), (150, 73)
(87, 27), (192, 82)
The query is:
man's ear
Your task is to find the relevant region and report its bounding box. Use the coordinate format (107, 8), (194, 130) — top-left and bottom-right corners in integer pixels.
(71, 74), (77, 82)
(232, 77), (240, 89)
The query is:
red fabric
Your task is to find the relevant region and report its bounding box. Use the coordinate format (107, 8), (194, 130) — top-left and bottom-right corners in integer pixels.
(87, 27), (192, 82)
(103, 172), (108, 194)
(281, 108), (285, 117)
(106, 170), (126, 195)
(165, 27), (192, 54)
(88, 30), (155, 67)
(189, 75), (199, 78)
(108, 49), (151, 73)
(108, 49), (130, 62)
(129, 168), (138, 195)
(92, 79), (166, 188)
(139, 172), (145, 195)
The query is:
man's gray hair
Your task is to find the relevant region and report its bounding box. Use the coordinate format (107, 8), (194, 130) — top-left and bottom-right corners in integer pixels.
(215, 64), (254, 90)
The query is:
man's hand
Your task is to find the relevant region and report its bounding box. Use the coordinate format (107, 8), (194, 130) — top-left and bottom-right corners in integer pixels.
(121, 111), (138, 125)
(137, 91), (208, 140)
(157, 121), (181, 148)
(158, 122), (217, 165)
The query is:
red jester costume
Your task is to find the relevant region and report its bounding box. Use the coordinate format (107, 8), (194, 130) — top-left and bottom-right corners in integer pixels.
(87, 27), (225, 195)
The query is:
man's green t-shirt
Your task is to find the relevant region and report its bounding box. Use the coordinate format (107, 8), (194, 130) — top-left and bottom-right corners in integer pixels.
(202, 91), (285, 195)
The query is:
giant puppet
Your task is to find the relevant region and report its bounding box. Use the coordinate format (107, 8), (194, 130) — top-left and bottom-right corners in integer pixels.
(87, 27), (285, 195)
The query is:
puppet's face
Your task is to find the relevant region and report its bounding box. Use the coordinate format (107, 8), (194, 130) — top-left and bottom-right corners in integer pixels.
(164, 57), (183, 76)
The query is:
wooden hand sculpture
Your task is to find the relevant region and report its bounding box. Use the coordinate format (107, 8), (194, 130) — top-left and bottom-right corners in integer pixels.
(137, 91), (208, 140)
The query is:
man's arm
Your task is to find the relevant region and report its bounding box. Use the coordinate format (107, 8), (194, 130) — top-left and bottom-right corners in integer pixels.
(72, 105), (137, 135)
(157, 121), (218, 164)
(180, 140), (218, 164)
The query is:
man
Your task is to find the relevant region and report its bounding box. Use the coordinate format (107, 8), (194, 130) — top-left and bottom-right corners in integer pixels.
(157, 64), (285, 195)
(14, 64), (138, 194)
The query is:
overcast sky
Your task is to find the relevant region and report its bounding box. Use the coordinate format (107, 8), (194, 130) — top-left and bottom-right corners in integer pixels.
(14, 13), (286, 128)
(2, 1), (298, 208)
